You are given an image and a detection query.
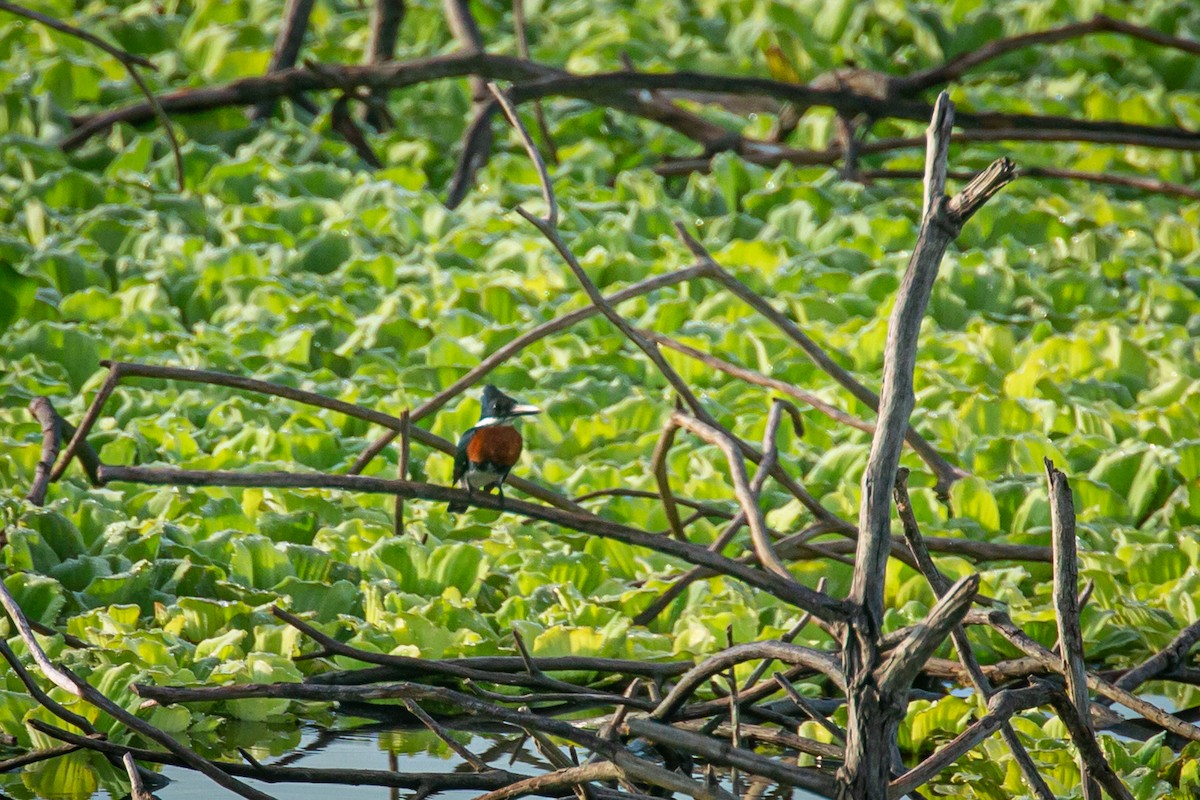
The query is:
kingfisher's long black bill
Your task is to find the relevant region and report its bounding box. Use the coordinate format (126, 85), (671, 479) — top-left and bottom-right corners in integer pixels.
(475, 404), (541, 427)
(509, 404), (541, 417)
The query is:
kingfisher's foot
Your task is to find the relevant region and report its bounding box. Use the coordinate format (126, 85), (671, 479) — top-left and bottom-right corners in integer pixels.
(447, 487), (473, 514)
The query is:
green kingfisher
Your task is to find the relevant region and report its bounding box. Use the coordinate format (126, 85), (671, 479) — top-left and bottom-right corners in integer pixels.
(448, 385), (541, 512)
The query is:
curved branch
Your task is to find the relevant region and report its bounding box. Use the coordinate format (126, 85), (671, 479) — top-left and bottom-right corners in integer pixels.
(898, 13), (1200, 95)
(651, 641), (846, 722)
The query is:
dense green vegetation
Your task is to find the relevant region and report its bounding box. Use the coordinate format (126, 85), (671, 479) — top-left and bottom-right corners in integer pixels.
(1, 0), (1199, 797)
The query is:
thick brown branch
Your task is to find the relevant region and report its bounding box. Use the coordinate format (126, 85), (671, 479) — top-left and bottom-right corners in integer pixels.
(877, 574), (979, 694)
(63, 54), (1200, 156)
(101, 466), (851, 621)
(1111, 617), (1200, 696)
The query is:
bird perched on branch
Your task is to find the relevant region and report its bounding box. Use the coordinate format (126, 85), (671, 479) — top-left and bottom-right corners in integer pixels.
(448, 385), (541, 513)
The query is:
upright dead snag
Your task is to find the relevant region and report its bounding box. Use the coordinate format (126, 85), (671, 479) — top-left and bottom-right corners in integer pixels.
(837, 93), (1015, 800)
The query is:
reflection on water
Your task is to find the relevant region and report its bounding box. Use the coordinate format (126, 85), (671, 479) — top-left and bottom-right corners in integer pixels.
(0, 719), (829, 800)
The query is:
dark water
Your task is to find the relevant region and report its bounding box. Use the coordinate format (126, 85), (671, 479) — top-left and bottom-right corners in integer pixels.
(3, 724), (828, 800)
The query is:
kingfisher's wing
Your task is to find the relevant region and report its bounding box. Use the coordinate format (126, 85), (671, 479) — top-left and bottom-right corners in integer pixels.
(452, 428), (475, 484)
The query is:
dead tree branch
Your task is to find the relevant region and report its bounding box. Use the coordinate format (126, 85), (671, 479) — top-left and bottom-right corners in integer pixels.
(626, 718), (835, 796)
(1110, 617), (1200, 697)
(25, 396), (62, 505)
(349, 265), (709, 474)
(669, 410), (792, 581)
(898, 13), (1200, 94)
(838, 92), (1014, 800)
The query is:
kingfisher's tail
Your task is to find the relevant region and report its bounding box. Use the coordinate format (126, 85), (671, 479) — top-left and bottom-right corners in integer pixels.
(447, 498), (468, 513)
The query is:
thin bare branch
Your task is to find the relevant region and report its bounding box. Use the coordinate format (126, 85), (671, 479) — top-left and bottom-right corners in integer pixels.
(331, 93), (384, 167)
(651, 416), (689, 543)
(888, 683), (1053, 798)
(651, 641), (845, 722)
(487, 82), (557, 227)
(350, 265), (708, 474)
(1044, 688), (1135, 800)
(672, 228), (967, 498)
(670, 410), (791, 581)
(123, 752), (153, 800)
(402, 697), (490, 771)
(0, 743), (81, 772)
(1112, 617), (1200, 697)
(25, 397), (62, 505)
(986, 610), (1200, 743)
(511, 0), (557, 164)
(899, 13), (1200, 94)
(774, 673), (845, 742)
(440, 0), (499, 207)
(395, 408), (410, 535)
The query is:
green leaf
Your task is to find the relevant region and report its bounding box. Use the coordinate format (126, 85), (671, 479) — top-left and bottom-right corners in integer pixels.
(950, 477), (1001, 532)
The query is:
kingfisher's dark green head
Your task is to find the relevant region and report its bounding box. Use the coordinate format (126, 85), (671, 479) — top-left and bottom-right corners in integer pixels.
(477, 385), (540, 428)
